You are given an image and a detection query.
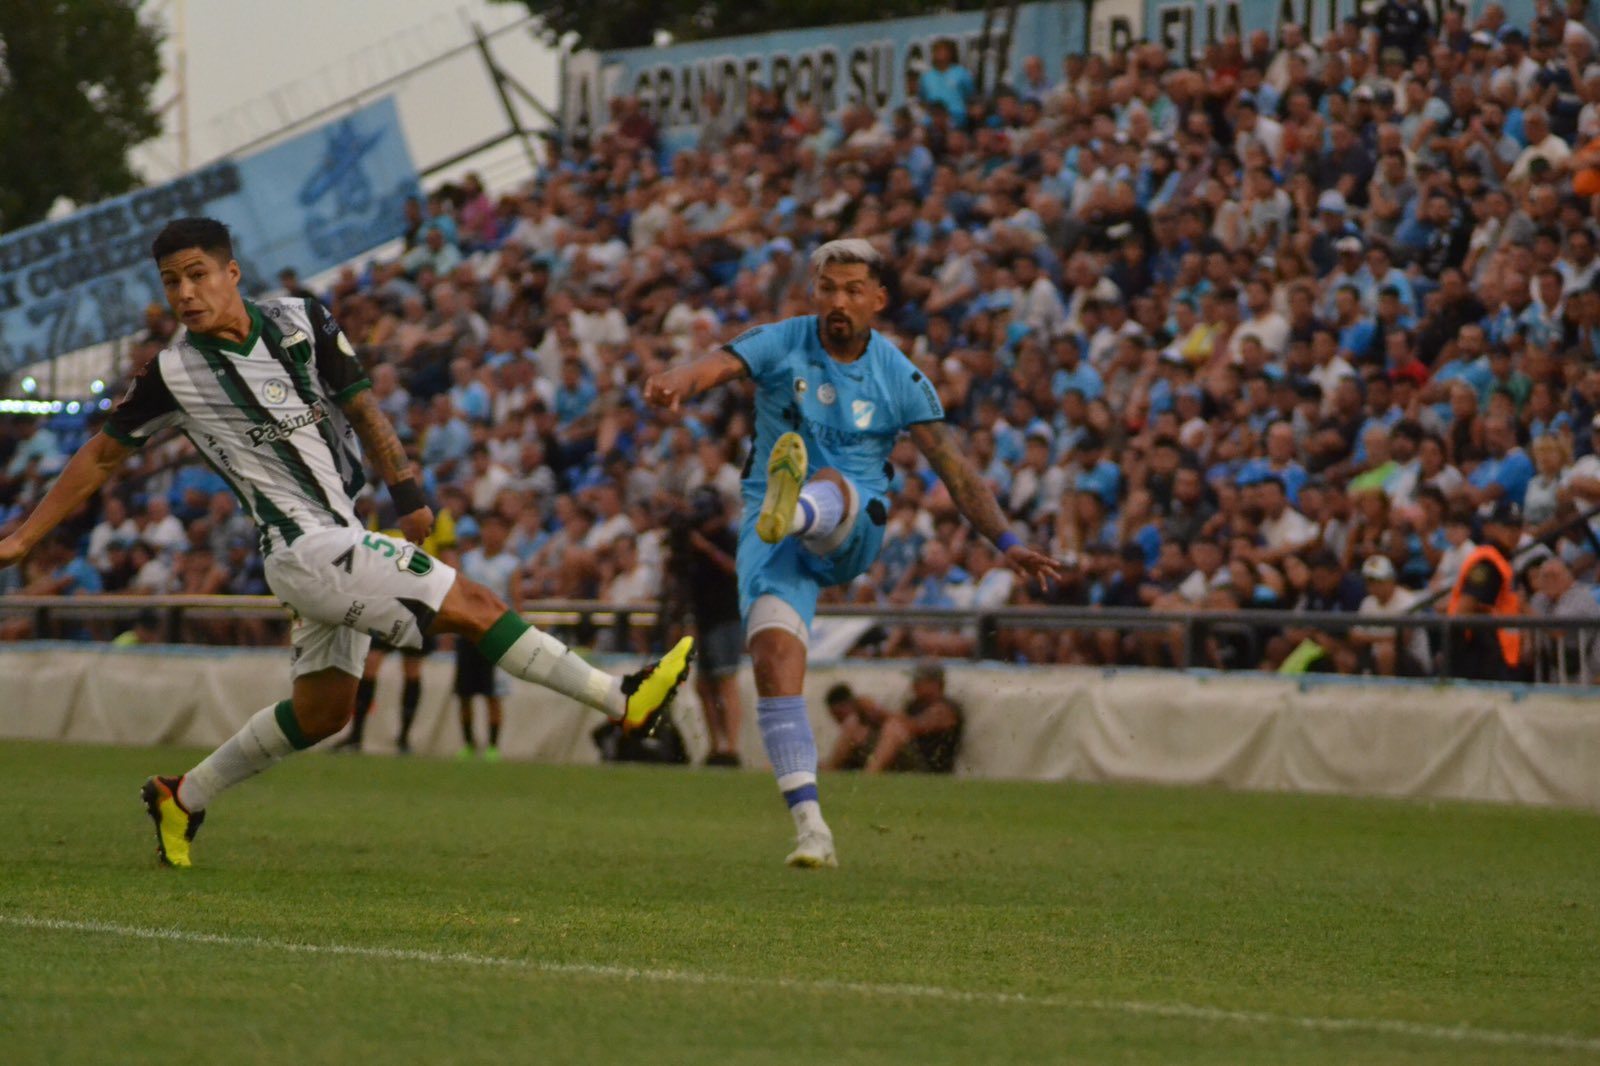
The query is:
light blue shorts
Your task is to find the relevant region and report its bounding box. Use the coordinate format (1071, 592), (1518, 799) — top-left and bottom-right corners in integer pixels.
(736, 485), (885, 634)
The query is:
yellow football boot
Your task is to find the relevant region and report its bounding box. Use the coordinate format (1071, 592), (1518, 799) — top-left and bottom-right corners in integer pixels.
(756, 432), (808, 544)
(620, 636), (695, 736)
(140, 775), (204, 868)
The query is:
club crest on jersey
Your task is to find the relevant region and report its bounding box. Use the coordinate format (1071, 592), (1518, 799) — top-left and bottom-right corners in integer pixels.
(851, 399), (875, 429)
(262, 378), (289, 405)
(817, 383), (837, 405)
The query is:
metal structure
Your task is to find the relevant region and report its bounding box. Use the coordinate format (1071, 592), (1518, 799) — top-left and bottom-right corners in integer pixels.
(5, 595), (1599, 687)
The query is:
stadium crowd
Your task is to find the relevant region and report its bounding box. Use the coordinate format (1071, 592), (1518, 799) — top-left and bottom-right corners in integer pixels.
(7, 0), (1600, 680)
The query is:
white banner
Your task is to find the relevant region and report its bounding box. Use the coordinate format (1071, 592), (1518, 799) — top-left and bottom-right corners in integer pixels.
(4, 648), (1599, 810)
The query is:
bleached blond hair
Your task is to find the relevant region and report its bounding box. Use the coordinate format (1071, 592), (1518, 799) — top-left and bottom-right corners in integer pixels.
(809, 238), (888, 285)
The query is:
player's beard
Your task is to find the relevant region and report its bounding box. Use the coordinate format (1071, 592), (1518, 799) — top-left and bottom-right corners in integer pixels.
(823, 313), (856, 349)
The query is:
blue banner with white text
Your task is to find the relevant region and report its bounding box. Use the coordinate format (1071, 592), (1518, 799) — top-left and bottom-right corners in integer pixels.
(0, 96), (419, 374)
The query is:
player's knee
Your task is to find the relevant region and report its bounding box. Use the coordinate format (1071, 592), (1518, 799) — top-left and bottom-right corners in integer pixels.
(441, 576), (507, 639)
(810, 467), (847, 490)
(748, 631), (803, 694)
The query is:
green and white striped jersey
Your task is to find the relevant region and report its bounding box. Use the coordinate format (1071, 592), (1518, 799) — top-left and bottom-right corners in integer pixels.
(106, 297), (373, 555)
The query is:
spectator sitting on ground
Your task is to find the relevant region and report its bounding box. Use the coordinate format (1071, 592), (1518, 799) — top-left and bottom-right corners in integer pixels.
(821, 662), (964, 774)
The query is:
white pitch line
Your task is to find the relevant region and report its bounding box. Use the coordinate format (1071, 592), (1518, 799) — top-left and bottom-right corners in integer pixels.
(4, 913), (1597, 1055)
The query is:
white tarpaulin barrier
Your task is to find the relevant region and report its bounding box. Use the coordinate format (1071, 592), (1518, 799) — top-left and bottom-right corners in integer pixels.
(3, 646), (1598, 810)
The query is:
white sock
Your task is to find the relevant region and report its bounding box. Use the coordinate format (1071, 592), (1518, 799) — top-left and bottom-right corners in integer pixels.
(178, 702), (299, 811)
(790, 799), (828, 835)
(489, 615), (624, 716)
(792, 481), (844, 539)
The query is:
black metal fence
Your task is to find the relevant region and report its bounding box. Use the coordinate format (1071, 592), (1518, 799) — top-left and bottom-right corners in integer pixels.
(4, 595), (1599, 687)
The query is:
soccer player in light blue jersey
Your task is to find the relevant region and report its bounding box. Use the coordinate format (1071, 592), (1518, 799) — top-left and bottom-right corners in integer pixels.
(645, 239), (1061, 867)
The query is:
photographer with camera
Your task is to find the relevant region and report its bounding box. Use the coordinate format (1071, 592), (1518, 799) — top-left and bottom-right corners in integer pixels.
(668, 487), (746, 767)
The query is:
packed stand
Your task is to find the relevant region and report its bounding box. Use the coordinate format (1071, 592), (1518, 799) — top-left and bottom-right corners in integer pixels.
(6, 0), (1600, 681)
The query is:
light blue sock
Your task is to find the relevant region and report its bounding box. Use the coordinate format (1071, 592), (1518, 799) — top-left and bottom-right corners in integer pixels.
(757, 695), (819, 811)
(792, 481), (844, 538)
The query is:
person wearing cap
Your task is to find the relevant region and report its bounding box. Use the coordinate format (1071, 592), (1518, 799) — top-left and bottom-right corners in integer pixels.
(1446, 500), (1527, 680)
(1351, 554), (1430, 675)
(1321, 237), (1366, 314)
(1310, 192), (1362, 277)
(820, 667), (963, 774)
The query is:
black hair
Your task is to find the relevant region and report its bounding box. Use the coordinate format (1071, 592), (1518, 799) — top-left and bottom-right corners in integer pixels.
(151, 217), (234, 264)
(1306, 548), (1340, 570)
(825, 683), (854, 706)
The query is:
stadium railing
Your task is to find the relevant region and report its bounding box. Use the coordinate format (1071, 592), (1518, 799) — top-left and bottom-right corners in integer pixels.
(4, 595), (1599, 686)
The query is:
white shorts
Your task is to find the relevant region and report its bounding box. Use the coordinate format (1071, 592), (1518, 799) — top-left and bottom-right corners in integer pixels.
(264, 527), (457, 679)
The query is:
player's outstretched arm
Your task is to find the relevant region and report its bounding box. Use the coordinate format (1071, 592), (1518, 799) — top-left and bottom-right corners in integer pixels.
(643, 349), (748, 412)
(0, 432), (136, 569)
(909, 420), (1064, 586)
(340, 389), (433, 545)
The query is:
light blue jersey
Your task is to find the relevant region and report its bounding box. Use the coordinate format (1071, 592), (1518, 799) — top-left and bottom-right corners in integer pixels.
(726, 315), (944, 508)
(726, 315), (946, 631)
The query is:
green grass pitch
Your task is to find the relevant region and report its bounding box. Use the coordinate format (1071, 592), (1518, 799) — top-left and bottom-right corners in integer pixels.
(1, 739), (1597, 1064)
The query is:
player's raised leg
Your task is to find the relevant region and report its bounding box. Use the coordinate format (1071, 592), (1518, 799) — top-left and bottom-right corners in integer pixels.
(430, 572), (693, 734)
(756, 435), (856, 549)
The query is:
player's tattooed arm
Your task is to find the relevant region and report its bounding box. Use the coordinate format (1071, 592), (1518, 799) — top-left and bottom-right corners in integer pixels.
(909, 420), (1008, 543)
(342, 389), (433, 543)
(909, 420), (1065, 585)
(341, 389), (412, 487)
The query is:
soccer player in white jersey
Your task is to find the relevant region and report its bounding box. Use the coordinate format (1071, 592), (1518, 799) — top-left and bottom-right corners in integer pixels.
(644, 239), (1061, 867)
(0, 218), (694, 867)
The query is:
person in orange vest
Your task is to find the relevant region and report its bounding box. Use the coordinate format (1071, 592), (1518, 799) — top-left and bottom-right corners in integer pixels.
(1446, 499), (1526, 681)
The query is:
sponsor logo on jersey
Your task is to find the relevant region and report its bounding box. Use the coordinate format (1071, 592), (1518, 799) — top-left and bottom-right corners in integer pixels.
(817, 383), (837, 405)
(851, 399), (875, 429)
(246, 401), (328, 447)
(202, 432), (245, 482)
(799, 416), (874, 449)
(262, 378), (289, 405)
